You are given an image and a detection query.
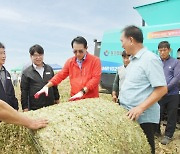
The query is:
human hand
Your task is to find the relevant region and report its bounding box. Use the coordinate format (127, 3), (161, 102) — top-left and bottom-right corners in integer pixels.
(126, 106), (144, 121)
(27, 119), (48, 130)
(54, 100), (60, 104)
(34, 86), (48, 99)
(112, 95), (118, 103)
(69, 91), (83, 101)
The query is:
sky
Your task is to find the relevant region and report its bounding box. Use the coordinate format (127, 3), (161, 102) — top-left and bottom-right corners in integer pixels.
(0, 0), (159, 70)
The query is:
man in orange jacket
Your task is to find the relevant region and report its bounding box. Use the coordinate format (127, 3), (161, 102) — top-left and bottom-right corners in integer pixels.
(35, 36), (101, 101)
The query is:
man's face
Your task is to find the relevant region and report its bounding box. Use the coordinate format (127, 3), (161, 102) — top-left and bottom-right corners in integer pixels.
(72, 43), (87, 60)
(123, 55), (130, 67)
(30, 51), (44, 66)
(120, 32), (132, 55)
(0, 48), (6, 66)
(158, 47), (171, 60)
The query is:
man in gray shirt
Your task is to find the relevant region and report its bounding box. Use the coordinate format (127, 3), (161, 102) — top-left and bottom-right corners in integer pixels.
(120, 25), (167, 154)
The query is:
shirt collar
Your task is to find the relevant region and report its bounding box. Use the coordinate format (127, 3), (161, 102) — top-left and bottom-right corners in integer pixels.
(33, 63), (44, 69)
(161, 55), (170, 61)
(130, 47), (146, 60)
(0, 66), (5, 71)
(76, 53), (87, 63)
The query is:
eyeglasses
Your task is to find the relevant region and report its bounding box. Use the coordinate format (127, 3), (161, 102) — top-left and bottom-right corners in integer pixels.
(0, 51), (5, 55)
(73, 50), (84, 54)
(32, 54), (43, 58)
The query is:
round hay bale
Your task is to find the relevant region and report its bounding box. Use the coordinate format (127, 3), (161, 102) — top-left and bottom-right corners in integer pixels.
(0, 124), (38, 154)
(0, 98), (151, 153)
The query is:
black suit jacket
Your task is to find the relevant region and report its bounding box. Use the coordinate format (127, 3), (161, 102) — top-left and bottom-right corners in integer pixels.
(0, 66), (18, 110)
(21, 64), (60, 110)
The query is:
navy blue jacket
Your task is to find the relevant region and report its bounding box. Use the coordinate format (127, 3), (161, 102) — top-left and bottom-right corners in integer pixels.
(162, 57), (180, 95)
(0, 66), (18, 110)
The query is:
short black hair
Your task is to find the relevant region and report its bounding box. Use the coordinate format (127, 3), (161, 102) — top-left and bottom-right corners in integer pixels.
(0, 42), (5, 49)
(122, 50), (130, 57)
(71, 36), (87, 48)
(158, 41), (170, 49)
(122, 25), (143, 43)
(29, 44), (44, 55)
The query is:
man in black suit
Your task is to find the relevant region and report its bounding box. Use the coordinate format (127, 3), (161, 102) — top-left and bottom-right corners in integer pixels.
(0, 42), (18, 110)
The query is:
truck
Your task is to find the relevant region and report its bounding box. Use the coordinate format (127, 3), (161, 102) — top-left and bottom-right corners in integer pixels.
(94, 0), (180, 93)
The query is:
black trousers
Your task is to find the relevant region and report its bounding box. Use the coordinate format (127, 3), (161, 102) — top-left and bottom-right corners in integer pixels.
(158, 95), (179, 137)
(140, 123), (156, 154)
(178, 94), (180, 123)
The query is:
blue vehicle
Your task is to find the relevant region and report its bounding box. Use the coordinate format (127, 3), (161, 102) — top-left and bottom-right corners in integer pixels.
(94, 0), (180, 92)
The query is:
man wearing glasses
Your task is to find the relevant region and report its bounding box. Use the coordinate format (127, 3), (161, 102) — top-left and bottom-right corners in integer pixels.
(35, 36), (101, 101)
(21, 44), (60, 111)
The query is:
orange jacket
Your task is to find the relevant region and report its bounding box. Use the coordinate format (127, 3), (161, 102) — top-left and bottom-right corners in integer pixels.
(50, 53), (101, 98)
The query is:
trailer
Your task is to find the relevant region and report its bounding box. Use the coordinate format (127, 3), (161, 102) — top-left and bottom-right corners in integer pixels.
(94, 0), (180, 93)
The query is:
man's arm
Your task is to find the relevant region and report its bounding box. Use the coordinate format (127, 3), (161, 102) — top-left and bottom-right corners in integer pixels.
(112, 71), (119, 94)
(84, 58), (101, 91)
(112, 72), (119, 103)
(7, 72), (19, 110)
(34, 61), (70, 99)
(0, 100), (48, 130)
(167, 61), (180, 91)
(20, 73), (30, 111)
(50, 68), (60, 103)
(49, 60), (70, 86)
(127, 86), (167, 120)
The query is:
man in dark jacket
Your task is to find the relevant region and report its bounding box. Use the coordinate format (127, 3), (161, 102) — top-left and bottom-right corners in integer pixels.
(177, 52), (180, 128)
(0, 42), (18, 110)
(156, 41), (180, 145)
(21, 44), (60, 111)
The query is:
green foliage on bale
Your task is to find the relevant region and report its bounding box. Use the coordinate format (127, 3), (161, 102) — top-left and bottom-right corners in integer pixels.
(0, 98), (151, 154)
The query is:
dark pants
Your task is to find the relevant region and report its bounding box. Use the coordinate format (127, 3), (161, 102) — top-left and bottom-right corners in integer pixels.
(158, 95), (179, 137)
(178, 94), (180, 123)
(140, 123), (156, 154)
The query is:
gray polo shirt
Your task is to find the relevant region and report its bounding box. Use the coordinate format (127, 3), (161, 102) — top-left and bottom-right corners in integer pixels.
(120, 47), (167, 124)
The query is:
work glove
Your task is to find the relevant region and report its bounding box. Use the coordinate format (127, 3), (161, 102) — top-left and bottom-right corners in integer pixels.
(69, 91), (83, 101)
(34, 86), (49, 99)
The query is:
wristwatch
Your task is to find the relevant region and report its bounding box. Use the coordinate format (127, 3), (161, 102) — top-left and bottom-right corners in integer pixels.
(81, 88), (86, 94)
